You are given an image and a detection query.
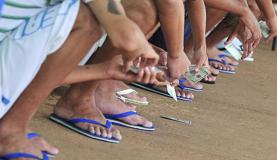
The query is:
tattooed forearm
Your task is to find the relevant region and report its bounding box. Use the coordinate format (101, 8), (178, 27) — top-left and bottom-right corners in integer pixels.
(108, 0), (121, 15)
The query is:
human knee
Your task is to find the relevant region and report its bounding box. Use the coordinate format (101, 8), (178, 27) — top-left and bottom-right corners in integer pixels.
(221, 14), (239, 29)
(122, 0), (158, 34)
(74, 3), (103, 39)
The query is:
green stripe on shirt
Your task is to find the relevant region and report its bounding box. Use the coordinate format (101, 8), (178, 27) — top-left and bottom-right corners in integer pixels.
(5, 0), (41, 9)
(0, 27), (10, 33)
(1, 14), (30, 20)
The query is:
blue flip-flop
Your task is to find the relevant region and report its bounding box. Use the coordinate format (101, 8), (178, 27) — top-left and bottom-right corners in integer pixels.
(129, 83), (193, 102)
(104, 111), (155, 131)
(178, 78), (203, 92)
(49, 114), (120, 144)
(27, 133), (56, 158)
(208, 54), (237, 74)
(0, 152), (49, 160)
(0, 133), (54, 160)
(221, 52), (240, 67)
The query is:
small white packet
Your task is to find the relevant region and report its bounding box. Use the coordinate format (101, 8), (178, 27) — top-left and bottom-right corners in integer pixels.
(166, 84), (177, 101)
(225, 43), (243, 61)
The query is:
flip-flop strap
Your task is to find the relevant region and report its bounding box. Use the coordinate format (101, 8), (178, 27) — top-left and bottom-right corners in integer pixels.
(26, 133), (56, 157)
(27, 133), (40, 140)
(68, 118), (112, 129)
(178, 78), (190, 90)
(179, 78), (187, 84)
(218, 53), (229, 59)
(104, 111), (138, 119)
(218, 54), (238, 66)
(208, 58), (226, 65)
(1, 152), (49, 160)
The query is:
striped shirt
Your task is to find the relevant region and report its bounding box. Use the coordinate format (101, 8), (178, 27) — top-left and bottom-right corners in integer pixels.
(0, 0), (62, 41)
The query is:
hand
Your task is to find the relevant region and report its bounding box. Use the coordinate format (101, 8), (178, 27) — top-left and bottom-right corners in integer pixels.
(191, 47), (208, 71)
(105, 56), (166, 84)
(226, 21), (255, 58)
(107, 20), (159, 72)
(167, 52), (191, 80)
(239, 8), (262, 49)
(122, 43), (159, 73)
(266, 16), (277, 42)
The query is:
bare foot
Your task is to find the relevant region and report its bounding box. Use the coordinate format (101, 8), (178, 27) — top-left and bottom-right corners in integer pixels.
(28, 133), (59, 156)
(0, 131), (58, 159)
(94, 80), (153, 128)
(202, 65), (219, 83)
(111, 80), (148, 105)
(179, 79), (204, 91)
(54, 86), (122, 141)
(176, 88), (194, 99)
(207, 47), (238, 71)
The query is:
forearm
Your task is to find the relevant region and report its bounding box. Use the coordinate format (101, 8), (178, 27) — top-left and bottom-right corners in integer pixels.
(87, 0), (126, 31)
(154, 0), (185, 58)
(255, 0), (276, 21)
(62, 63), (110, 84)
(205, 0), (249, 16)
(86, 0), (143, 51)
(188, 0), (206, 50)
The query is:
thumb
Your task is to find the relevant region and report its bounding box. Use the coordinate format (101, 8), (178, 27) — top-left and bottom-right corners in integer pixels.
(195, 57), (206, 72)
(123, 60), (133, 73)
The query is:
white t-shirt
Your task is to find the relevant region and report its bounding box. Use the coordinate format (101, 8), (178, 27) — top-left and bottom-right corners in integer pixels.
(0, 0), (63, 41)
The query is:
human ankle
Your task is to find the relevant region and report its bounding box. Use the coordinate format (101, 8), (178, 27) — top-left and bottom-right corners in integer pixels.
(0, 121), (26, 138)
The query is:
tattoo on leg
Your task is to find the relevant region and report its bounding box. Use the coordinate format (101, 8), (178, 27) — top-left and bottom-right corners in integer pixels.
(108, 0), (121, 15)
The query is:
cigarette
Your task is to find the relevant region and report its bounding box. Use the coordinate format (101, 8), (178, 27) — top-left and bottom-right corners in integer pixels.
(160, 115), (192, 125)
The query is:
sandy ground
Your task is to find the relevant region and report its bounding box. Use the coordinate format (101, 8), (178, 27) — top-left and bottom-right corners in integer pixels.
(31, 42), (277, 160)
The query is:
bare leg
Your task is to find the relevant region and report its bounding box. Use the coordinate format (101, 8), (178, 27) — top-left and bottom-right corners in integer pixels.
(185, 7), (226, 54)
(0, 3), (103, 157)
(184, 7), (226, 82)
(56, 0), (160, 131)
(206, 14), (239, 71)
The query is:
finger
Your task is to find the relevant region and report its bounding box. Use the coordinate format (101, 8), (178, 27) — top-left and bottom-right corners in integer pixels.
(142, 67), (151, 83)
(253, 37), (260, 49)
(243, 40), (249, 58)
(248, 43), (254, 57)
(252, 31), (261, 48)
(150, 67), (157, 84)
(123, 60), (133, 73)
(146, 58), (156, 68)
(136, 68), (144, 82)
(123, 74), (138, 82)
(156, 72), (166, 83)
(153, 79), (168, 86)
(196, 56), (207, 71)
(152, 54), (159, 66)
(139, 57), (147, 68)
(133, 57), (141, 67)
(148, 46), (159, 66)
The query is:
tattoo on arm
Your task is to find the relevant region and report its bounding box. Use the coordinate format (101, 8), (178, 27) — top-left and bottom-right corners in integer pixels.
(108, 0), (121, 15)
